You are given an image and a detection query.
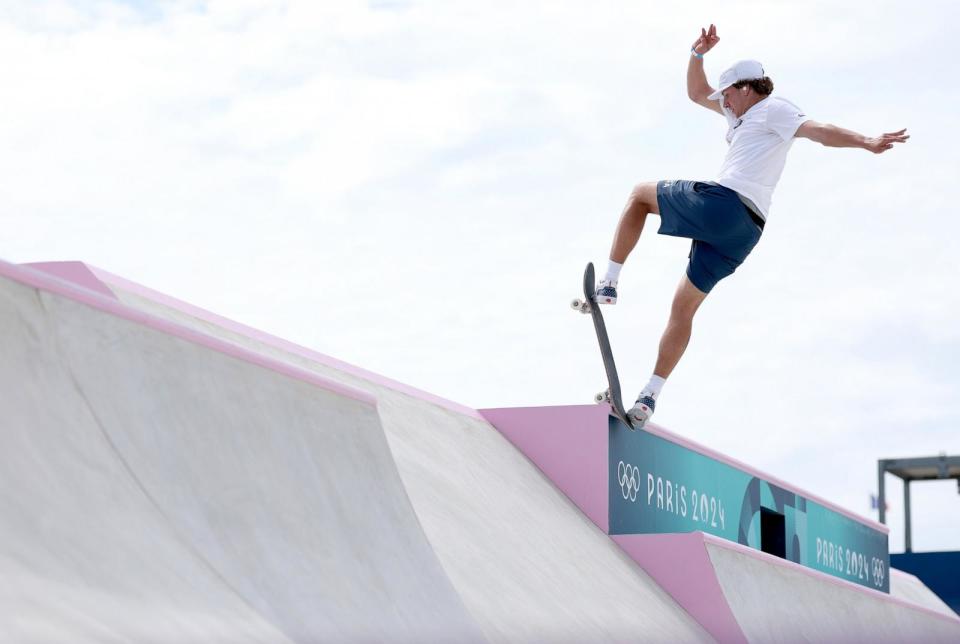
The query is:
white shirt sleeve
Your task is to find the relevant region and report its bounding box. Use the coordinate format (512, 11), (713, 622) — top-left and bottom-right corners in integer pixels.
(766, 97), (809, 141)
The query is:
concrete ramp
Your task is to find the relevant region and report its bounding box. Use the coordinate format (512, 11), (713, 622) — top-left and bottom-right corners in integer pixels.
(54, 262), (716, 642)
(0, 262), (483, 642)
(705, 539), (960, 643)
(13, 260), (959, 643)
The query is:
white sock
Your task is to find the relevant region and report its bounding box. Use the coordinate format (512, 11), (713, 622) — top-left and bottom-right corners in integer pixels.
(604, 260), (623, 284)
(642, 374), (666, 399)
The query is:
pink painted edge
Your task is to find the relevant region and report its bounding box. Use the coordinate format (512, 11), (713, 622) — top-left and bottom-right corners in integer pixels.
(478, 404), (884, 535)
(4, 261), (377, 408)
(24, 261), (118, 300)
(700, 533), (960, 626)
(481, 405), (609, 533)
(645, 421), (888, 534)
(612, 532), (748, 644)
(86, 264), (484, 420)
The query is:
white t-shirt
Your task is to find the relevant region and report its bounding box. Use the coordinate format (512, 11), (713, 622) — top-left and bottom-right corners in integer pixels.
(715, 95), (809, 220)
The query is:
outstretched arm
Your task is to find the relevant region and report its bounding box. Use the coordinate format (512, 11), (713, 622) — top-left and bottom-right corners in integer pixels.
(796, 121), (909, 154)
(688, 24), (722, 115)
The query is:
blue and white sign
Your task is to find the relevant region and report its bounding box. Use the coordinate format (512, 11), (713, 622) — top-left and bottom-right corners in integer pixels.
(609, 418), (889, 593)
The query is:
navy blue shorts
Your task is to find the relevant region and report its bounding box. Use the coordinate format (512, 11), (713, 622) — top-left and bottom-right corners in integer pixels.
(656, 180), (763, 294)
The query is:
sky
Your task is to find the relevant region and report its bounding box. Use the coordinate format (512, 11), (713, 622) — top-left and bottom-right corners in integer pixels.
(1, 0), (957, 554)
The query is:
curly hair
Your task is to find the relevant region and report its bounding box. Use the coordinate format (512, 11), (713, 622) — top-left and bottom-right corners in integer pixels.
(732, 76), (774, 96)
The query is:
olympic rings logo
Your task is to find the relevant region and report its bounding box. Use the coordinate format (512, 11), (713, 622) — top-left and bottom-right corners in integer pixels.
(618, 461), (641, 502)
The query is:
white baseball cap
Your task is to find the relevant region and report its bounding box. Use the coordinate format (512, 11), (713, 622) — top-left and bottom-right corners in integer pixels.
(707, 60), (765, 100)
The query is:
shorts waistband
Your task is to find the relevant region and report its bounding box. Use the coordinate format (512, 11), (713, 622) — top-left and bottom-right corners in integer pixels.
(702, 182), (765, 231)
(736, 194), (765, 231)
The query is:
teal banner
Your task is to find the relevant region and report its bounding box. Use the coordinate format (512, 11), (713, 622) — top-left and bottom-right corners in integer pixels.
(609, 418), (889, 593)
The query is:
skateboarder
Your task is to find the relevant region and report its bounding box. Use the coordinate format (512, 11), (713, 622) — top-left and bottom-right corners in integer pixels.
(598, 24), (908, 428)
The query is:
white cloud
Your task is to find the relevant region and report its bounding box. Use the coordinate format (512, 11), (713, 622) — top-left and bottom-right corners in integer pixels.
(1, 0), (958, 551)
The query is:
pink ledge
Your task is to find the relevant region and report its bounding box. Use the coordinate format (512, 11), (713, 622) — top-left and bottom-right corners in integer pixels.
(612, 532), (748, 644)
(83, 263), (484, 421)
(4, 260), (376, 408)
(483, 403), (885, 535)
(481, 405), (610, 533)
(25, 261), (118, 300)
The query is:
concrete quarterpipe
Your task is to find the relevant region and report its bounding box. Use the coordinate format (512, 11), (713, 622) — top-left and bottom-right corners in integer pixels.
(0, 261), (482, 642)
(2, 259), (959, 642)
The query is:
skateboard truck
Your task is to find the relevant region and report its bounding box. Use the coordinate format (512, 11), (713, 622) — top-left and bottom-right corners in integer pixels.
(570, 298), (592, 315)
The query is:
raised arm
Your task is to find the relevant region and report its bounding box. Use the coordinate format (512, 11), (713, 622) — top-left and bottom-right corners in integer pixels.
(688, 24), (722, 116)
(795, 121), (909, 154)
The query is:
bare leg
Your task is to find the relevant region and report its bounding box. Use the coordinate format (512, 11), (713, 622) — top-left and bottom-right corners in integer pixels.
(609, 182), (661, 264)
(653, 274), (708, 379)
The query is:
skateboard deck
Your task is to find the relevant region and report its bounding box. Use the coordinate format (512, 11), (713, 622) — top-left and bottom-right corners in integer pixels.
(571, 263), (635, 429)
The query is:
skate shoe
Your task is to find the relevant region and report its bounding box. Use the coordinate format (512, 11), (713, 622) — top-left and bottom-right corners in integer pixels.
(628, 394), (656, 429)
(596, 279), (618, 305)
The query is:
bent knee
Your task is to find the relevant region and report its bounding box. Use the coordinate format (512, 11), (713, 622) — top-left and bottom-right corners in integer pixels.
(629, 182), (660, 214)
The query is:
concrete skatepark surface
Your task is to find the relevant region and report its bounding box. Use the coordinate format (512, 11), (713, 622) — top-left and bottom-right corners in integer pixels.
(0, 264), (482, 642)
(2, 260), (959, 642)
(706, 543), (960, 643)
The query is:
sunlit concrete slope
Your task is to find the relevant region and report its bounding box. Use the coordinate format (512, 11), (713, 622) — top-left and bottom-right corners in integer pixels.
(890, 568), (957, 617)
(19, 262), (960, 643)
(0, 263), (484, 642)
(69, 262), (715, 642)
(706, 541), (960, 643)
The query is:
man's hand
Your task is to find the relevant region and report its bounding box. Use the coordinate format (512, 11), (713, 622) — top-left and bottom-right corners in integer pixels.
(797, 122), (910, 153)
(688, 24), (722, 115)
(692, 24), (720, 56)
(864, 128), (910, 154)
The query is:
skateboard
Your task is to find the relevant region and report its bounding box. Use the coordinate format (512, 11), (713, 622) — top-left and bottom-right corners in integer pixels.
(571, 262), (635, 430)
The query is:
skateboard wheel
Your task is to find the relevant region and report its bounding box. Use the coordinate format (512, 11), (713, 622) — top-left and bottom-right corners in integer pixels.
(570, 298), (591, 314)
(594, 390), (610, 404)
